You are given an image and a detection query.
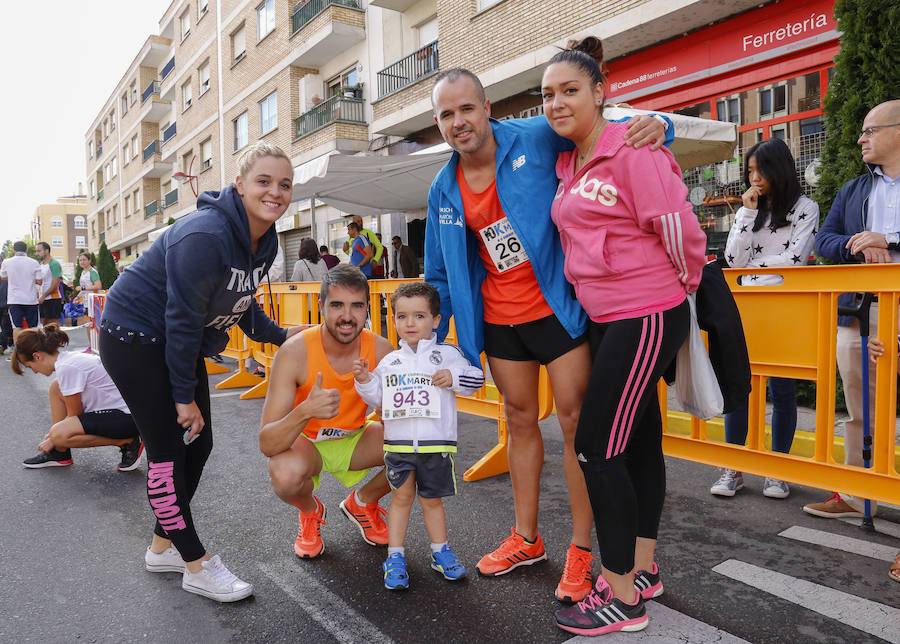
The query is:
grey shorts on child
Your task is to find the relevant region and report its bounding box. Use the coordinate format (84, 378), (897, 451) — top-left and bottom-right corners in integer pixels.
(384, 451), (457, 498)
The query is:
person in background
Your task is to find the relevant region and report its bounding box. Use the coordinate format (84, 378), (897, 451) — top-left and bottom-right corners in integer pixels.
(12, 324), (143, 471)
(372, 233), (389, 279)
(347, 221), (374, 278)
(76, 253), (102, 301)
(291, 238), (329, 283)
(343, 214), (384, 268)
(807, 99), (900, 520)
(319, 245), (339, 270)
(0, 256), (14, 356)
(1, 241), (42, 344)
(710, 138), (818, 500)
(35, 242), (63, 326)
(391, 236), (419, 279)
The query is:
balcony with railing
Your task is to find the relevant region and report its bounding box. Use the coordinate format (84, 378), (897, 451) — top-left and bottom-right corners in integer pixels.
(161, 56), (175, 81)
(289, 0), (365, 67)
(142, 80), (160, 103)
(99, 231), (105, 245)
(294, 95), (365, 140)
(97, 142), (103, 157)
(145, 200), (159, 218)
(377, 40), (438, 98)
(164, 188), (178, 208)
(162, 122), (177, 144)
(143, 140), (160, 161)
(97, 188), (104, 201)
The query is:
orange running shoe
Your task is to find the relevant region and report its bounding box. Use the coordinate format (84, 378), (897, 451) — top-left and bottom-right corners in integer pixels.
(555, 543), (594, 603)
(339, 491), (388, 546)
(476, 527), (547, 576)
(294, 496), (326, 559)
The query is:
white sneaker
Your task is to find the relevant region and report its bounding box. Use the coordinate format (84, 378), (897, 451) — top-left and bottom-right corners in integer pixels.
(145, 546), (186, 573)
(710, 469), (744, 497)
(763, 478), (790, 499)
(182, 555), (253, 602)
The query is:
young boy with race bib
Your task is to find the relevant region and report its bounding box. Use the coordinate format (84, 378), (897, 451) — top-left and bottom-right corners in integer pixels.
(353, 282), (484, 590)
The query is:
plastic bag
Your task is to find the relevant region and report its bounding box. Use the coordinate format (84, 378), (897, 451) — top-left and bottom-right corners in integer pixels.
(674, 293), (724, 419)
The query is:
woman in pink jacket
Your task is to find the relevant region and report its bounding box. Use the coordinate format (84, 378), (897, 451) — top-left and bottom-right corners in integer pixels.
(541, 37), (707, 636)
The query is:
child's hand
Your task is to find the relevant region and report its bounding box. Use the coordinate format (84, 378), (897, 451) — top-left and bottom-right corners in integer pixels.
(431, 369), (452, 388)
(869, 338), (885, 363)
(352, 358), (371, 383)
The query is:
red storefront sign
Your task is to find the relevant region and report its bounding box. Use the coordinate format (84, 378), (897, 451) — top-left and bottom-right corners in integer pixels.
(606, 0), (837, 102)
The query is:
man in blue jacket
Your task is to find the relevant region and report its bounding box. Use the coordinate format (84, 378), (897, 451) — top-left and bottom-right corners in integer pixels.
(807, 99), (900, 519)
(424, 67), (671, 602)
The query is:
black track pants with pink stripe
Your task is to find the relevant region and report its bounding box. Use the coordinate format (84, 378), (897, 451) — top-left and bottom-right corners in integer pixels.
(575, 298), (689, 575)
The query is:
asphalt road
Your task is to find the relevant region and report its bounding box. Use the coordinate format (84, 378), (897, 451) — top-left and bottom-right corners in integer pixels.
(2, 327), (898, 643)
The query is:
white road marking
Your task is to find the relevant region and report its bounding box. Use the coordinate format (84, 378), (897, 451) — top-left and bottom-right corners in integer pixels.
(839, 517), (900, 540)
(257, 562), (394, 644)
(563, 601), (749, 643)
(713, 559), (900, 644)
(779, 525), (897, 562)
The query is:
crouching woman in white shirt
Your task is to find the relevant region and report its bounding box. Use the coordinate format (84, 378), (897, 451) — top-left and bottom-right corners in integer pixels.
(11, 323), (143, 471)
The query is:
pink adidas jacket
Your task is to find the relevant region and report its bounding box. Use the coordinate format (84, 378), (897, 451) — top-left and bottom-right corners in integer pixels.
(550, 121), (706, 323)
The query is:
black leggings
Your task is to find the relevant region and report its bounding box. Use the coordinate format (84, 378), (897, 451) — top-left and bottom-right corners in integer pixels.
(575, 299), (689, 575)
(100, 333), (213, 562)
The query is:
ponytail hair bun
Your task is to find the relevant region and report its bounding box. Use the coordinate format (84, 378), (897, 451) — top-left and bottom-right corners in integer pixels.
(10, 323), (70, 376)
(568, 36), (604, 66)
(548, 35), (607, 87)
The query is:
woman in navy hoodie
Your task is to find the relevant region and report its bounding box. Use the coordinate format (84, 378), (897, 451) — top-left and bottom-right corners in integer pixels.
(100, 142), (300, 602)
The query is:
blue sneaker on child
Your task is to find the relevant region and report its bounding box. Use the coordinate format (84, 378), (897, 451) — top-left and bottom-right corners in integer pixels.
(431, 544), (466, 580)
(383, 552), (409, 590)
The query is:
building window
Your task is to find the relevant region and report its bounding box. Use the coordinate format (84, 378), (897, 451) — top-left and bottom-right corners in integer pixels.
(102, 118), (109, 138)
(112, 204), (118, 225)
(417, 16), (438, 48)
(130, 81), (137, 106)
(476, 0), (503, 10)
(180, 9), (191, 40)
(88, 141), (94, 158)
(183, 152), (193, 174)
(74, 216), (86, 229)
(231, 23), (246, 63)
(89, 180), (95, 198)
(123, 141), (130, 163)
(198, 0), (208, 17)
(111, 156), (118, 177)
(75, 235), (86, 248)
(199, 60), (210, 95)
(259, 91), (277, 134)
(759, 83), (787, 120)
(52, 236), (63, 248)
(51, 216), (63, 229)
(109, 109), (115, 132)
(257, 0), (275, 41)
(716, 95), (741, 125)
(104, 164), (111, 183)
(201, 138), (213, 171)
(234, 111), (248, 151)
(182, 80), (193, 110)
(327, 67), (359, 98)
(121, 93), (129, 115)
(133, 189), (140, 213)
(131, 134), (139, 159)
(124, 195), (130, 216)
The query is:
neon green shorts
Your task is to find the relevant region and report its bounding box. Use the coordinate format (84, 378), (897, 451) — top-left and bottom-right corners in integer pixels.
(309, 422), (373, 491)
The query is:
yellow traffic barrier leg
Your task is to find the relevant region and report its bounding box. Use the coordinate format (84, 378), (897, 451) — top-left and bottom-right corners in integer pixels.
(205, 359), (230, 375)
(464, 416), (509, 482)
(240, 377), (269, 399)
(215, 369), (263, 389)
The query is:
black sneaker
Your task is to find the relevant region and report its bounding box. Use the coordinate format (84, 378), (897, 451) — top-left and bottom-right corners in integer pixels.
(555, 577), (649, 636)
(117, 438), (144, 472)
(23, 449), (73, 469)
(634, 562), (663, 599)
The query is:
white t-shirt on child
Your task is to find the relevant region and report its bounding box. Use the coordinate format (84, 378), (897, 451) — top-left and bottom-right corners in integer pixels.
(55, 351), (130, 414)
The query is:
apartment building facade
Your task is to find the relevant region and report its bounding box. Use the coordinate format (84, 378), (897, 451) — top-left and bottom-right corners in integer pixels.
(30, 195), (89, 271)
(85, 0), (830, 268)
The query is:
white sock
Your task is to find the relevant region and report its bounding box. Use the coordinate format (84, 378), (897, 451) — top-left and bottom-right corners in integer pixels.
(430, 542), (447, 553)
(354, 490), (366, 506)
(388, 546), (405, 556)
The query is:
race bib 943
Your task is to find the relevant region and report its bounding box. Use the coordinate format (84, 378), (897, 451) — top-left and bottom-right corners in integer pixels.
(478, 216), (529, 273)
(381, 372), (441, 419)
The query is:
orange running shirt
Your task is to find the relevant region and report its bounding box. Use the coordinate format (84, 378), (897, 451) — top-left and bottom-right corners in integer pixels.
(457, 164), (553, 325)
(293, 325), (376, 441)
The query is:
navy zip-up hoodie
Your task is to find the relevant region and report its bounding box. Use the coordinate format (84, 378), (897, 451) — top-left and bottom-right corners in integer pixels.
(102, 185), (287, 403)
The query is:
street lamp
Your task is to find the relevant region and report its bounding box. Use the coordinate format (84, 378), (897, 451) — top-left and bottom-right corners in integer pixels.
(173, 155), (199, 197)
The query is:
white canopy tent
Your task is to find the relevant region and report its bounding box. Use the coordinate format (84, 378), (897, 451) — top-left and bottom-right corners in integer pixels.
(290, 108), (737, 234)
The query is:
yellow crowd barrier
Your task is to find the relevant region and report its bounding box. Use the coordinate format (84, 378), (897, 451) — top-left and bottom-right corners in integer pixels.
(662, 264), (899, 506)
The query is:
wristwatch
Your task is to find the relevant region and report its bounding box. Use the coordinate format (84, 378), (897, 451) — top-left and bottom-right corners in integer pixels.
(887, 232), (900, 251)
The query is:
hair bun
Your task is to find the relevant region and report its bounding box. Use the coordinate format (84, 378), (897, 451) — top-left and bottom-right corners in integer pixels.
(567, 36), (604, 65)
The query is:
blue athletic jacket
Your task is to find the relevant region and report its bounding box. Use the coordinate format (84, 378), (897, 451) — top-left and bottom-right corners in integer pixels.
(424, 116), (673, 366)
(815, 164), (877, 326)
(102, 185), (286, 403)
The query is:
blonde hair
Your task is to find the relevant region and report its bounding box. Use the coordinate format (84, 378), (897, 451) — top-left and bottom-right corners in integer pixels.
(236, 141), (292, 178)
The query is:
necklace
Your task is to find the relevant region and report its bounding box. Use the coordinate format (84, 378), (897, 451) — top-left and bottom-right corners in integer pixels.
(576, 120), (607, 170)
